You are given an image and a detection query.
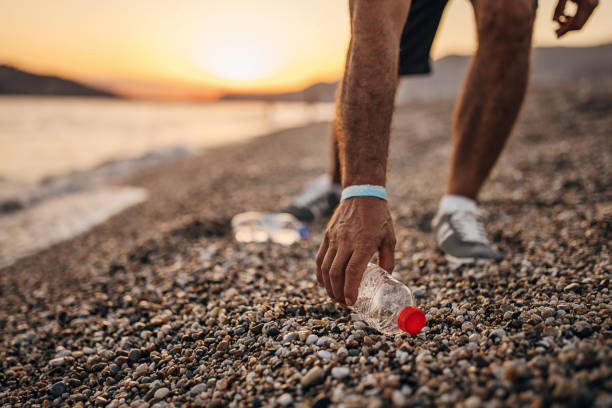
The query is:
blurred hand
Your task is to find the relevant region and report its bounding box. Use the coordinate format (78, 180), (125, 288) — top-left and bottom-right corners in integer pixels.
(316, 196), (396, 306)
(553, 0), (598, 38)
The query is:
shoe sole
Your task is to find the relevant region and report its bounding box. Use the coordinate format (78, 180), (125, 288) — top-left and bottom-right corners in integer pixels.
(445, 254), (494, 266)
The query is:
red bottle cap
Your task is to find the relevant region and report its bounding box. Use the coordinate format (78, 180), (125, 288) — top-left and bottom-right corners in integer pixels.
(397, 306), (426, 334)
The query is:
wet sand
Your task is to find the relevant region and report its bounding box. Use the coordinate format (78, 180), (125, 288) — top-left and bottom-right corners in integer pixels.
(1, 83), (610, 407)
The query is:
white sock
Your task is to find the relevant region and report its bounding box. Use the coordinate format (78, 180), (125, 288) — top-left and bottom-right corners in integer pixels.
(436, 194), (477, 217)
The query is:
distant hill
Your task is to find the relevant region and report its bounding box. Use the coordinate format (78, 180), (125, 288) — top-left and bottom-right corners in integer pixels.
(220, 43), (612, 103)
(0, 65), (116, 97)
(221, 81), (337, 103)
(397, 42), (612, 103)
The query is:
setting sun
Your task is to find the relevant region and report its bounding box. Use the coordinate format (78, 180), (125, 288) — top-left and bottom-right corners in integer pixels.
(193, 30), (286, 82)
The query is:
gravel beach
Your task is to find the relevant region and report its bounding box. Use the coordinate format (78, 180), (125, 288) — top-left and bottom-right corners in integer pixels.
(1, 83), (610, 407)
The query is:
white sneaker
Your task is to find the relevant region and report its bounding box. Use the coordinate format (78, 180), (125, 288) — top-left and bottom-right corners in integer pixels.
(432, 197), (502, 264)
(282, 175), (342, 222)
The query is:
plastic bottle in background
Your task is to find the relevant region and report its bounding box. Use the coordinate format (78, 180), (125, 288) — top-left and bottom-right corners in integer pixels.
(351, 263), (426, 336)
(231, 212), (309, 245)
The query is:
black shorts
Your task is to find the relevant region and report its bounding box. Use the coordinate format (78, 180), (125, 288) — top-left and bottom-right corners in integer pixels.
(399, 0), (449, 76)
(399, 0), (538, 76)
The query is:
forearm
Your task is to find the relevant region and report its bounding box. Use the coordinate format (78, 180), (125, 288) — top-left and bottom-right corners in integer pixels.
(337, 7), (402, 188)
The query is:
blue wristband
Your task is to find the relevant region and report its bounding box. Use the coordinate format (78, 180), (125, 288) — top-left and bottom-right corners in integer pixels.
(341, 185), (387, 202)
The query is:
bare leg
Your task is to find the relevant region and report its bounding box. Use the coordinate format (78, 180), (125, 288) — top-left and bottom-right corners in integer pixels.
(446, 0), (536, 200)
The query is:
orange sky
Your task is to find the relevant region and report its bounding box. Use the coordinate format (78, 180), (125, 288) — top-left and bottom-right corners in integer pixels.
(1, 0), (611, 99)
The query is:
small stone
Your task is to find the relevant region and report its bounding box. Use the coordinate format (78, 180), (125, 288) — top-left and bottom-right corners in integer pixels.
(395, 350), (409, 364)
(49, 381), (66, 397)
(262, 322), (279, 337)
(464, 396), (482, 408)
(489, 328), (506, 339)
(154, 387), (170, 400)
(302, 366), (326, 388)
(337, 347), (348, 360)
(354, 321), (367, 330)
(563, 282), (582, 292)
(573, 321), (593, 338)
(331, 366), (349, 379)
(217, 340), (230, 352)
(461, 322), (474, 332)
(190, 383), (206, 395)
(316, 336), (333, 347)
(412, 288), (425, 297)
(128, 349), (142, 362)
(83, 347), (96, 355)
(216, 378), (228, 391)
(277, 393), (293, 406)
(134, 363), (149, 376)
(109, 363), (120, 375)
(281, 332), (297, 344)
(363, 336), (375, 346)
(392, 390), (407, 407)
(306, 334), (319, 345)
(317, 350), (331, 360)
(401, 385), (413, 396)
(49, 357), (65, 367)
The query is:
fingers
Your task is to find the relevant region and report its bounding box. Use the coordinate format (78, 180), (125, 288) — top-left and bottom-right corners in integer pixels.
(329, 249), (352, 304)
(553, 0), (568, 23)
(555, 0), (598, 38)
(343, 248), (375, 306)
(378, 234), (396, 273)
(315, 235), (329, 287)
(320, 246), (336, 300)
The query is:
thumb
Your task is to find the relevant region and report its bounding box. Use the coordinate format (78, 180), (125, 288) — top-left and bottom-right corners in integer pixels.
(378, 235), (396, 273)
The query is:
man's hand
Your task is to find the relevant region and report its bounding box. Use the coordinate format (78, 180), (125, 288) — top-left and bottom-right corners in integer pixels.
(553, 0), (598, 38)
(316, 196), (396, 306)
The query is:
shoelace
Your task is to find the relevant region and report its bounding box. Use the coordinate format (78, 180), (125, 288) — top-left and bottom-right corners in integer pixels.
(451, 209), (490, 244)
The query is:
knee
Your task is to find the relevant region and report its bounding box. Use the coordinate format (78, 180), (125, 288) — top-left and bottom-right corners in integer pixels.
(477, 0), (535, 46)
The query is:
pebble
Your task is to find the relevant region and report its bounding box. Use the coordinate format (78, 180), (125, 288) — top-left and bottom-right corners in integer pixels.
(306, 334), (319, 345)
(317, 350), (331, 360)
(331, 366), (350, 379)
(154, 387), (170, 400)
(412, 288), (425, 297)
(128, 349), (141, 361)
(353, 321), (367, 330)
(461, 322), (474, 332)
(49, 381), (66, 397)
(464, 396), (482, 408)
(49, 357), (65, 367)
(489, 328), (506, 339)
(563, 282), (582, 292)
(573, 321), (593, 338)
(316, 336), (333, 347)
(277, 393), (293, 406)
(190, 383), (206, 396)
(392, 390), (407, 407)
(302, 367), (325, 388)
(134, 363), (149, 376)
(281, 332), (297, 344)
(262, 322), (279, 337)
(217, 340), (230, 352)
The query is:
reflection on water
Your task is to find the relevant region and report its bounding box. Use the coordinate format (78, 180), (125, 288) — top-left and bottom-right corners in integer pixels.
(0, 96), (335, 184)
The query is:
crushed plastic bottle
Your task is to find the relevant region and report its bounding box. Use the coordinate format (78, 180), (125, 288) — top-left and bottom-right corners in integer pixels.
(351, 263), (426, 336)
(231, 211), (309, 245)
